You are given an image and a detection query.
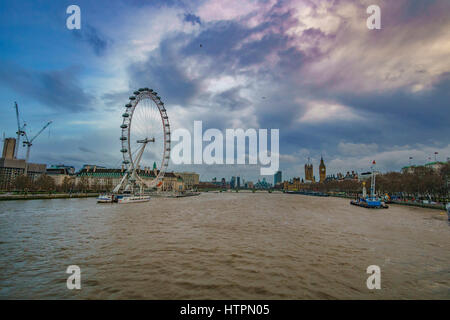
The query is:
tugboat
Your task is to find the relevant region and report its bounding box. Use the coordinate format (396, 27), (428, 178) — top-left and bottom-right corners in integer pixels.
(350, 161), (388, 209)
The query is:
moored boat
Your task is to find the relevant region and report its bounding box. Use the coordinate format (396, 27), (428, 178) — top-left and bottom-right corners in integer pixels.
(350, 160), (389, 209)
(116, 194), (150, 203)
(97, 194), (113, 203)
(286, 190), (329, 197)
(97, 193), (150, 204)
(350, 197), (388, 209)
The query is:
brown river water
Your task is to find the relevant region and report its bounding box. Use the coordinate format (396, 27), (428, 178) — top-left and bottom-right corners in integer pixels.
(0, 192), (449, 299)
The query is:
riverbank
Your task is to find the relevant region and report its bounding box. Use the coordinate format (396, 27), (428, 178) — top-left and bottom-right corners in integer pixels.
(0, 193), (99, 201)
(389, 200), (446, 210)
(0, 192), (202, 201)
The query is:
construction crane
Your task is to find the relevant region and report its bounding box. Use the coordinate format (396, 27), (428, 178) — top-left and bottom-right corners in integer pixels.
(14, 102), (26, 159)
(23, 120), (52, 175)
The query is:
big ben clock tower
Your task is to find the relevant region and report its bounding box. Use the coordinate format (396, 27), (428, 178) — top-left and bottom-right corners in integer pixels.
(319, 156), (326, 183)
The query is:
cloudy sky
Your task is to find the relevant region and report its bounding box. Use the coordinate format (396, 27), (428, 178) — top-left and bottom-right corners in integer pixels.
(1, 0), (449, 182)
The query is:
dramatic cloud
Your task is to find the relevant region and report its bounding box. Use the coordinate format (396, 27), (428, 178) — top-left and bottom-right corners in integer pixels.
(1, 0), (450, 181)
(127, 34), (201, 106)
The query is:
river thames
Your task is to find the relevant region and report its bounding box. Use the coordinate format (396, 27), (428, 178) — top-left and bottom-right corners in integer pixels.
(0, 193), (449, 299)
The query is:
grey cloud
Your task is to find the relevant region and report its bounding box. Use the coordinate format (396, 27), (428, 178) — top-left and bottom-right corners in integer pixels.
(79, 146), (95, 153)
(237, 33), (288, 67)
(72, 25), (111, 56)
(184, 13), (201, 25)
(335, 74), (450, 145)
(182, 20), (252, 60)
(180, 8), (301, 75)
(101, 90), (132, 111)
(212, 88), (251, 112)
(127, 34), (200, 106)
(0, 61), (94, 112)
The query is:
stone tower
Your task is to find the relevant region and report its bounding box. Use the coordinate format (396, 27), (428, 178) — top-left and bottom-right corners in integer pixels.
(319, 156), (326, 183)
(304, 158), (314, 182)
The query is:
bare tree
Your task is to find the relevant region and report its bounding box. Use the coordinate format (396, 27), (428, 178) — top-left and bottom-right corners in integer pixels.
(13, 174), (33, 193)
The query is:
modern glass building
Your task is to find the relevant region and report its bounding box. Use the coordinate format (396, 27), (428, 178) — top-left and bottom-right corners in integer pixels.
(274, 170), (282, 185)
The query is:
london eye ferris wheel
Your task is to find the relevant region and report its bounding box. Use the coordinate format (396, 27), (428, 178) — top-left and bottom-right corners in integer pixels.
(113, 88), (171, 193)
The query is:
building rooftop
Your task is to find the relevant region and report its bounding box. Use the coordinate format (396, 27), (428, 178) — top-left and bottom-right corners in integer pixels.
(424, 161), (446, 166)
(77, 168), (159, 178)
(46, 168), (70, 175)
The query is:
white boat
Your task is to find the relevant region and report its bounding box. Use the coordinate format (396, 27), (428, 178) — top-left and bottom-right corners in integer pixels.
(116, 195), (150, 204)
(97, 194), (113, 203)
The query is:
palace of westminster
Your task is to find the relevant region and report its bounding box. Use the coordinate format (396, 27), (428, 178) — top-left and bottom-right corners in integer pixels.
(283, 156), (359, 191)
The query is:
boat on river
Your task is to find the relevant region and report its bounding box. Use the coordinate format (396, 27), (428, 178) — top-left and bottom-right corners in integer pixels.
(116, 194), (150, 203)
(286, 190), (329, 197)
(97, 194), (113, 203)
(97, 193), (150, 204)
(350, 197), (388, 209)
(350, 160), (389, 209)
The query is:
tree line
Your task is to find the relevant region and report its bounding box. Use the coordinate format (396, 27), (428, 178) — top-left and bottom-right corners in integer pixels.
(10, 175), (114, 193)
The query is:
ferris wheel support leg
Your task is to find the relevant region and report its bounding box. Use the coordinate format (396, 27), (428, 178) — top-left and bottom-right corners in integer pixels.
(129, 140), (153, 191)
(134, 139), (152, 169)
(113, 172), (128, 193)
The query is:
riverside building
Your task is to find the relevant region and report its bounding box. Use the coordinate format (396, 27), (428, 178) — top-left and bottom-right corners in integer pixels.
(0, 138), (46, 190)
